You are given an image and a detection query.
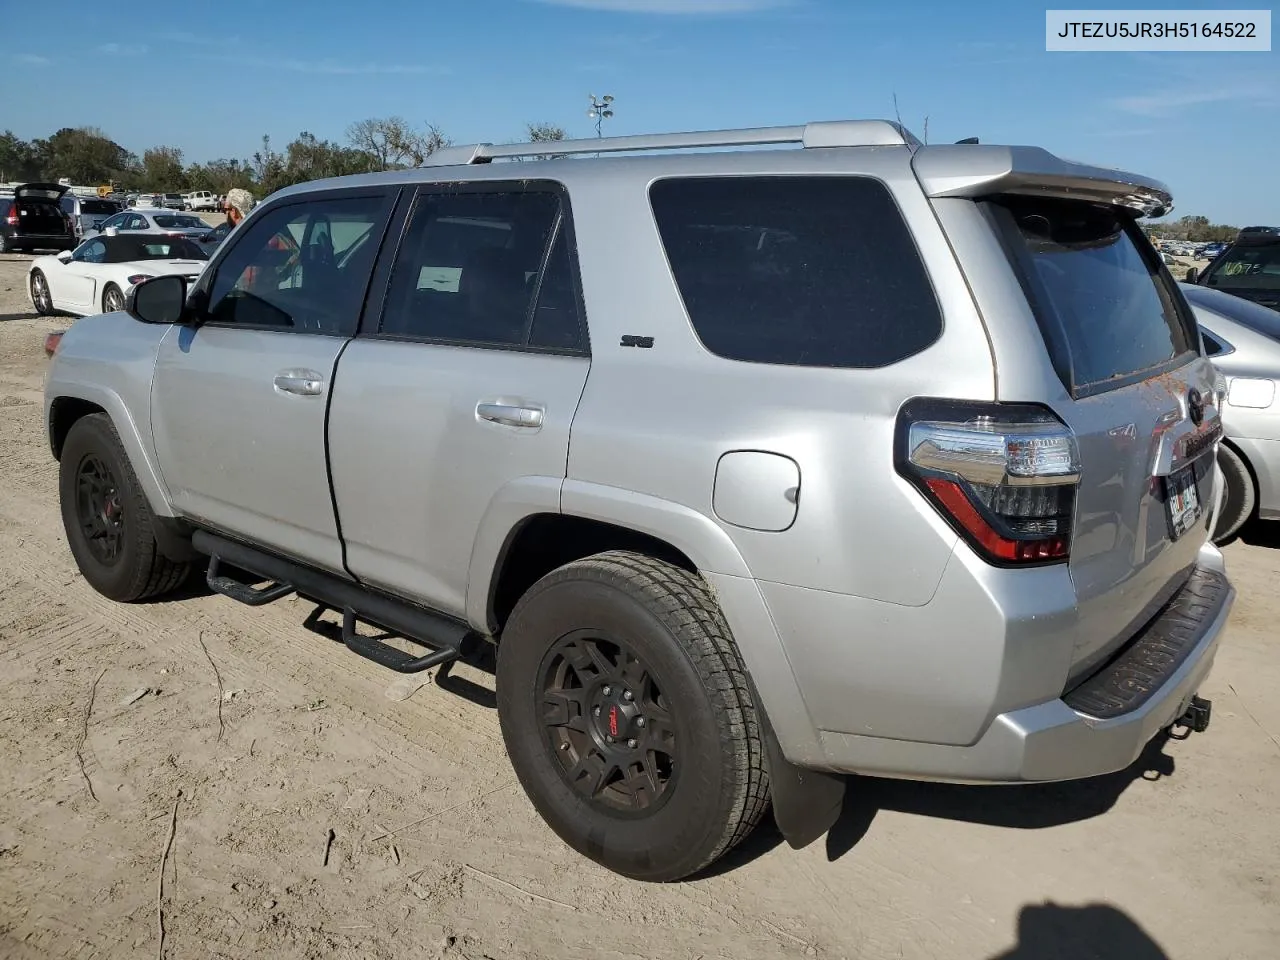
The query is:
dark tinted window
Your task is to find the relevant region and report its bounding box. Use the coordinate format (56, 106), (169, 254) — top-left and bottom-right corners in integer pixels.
(381, 188), (584, 351)
(991, 196), (1196, 393)
(153, 214), (206, 229)
(206, 194), (390, 335)
(1202, 241), (1280, 292)
(649, 176), (942, 368)
(101, 236), (207, 263)
(80, 199), (118, 215)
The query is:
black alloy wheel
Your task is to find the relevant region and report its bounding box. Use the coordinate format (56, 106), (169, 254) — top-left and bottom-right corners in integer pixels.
(539, 631), (678, 814)
(75, 453), (126, 566)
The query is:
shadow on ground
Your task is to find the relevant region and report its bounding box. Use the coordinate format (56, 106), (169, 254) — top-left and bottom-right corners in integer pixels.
(1239, 518), (1280, 550)
(705, 730), (1176, 876)
(987, 901), (1170, 959)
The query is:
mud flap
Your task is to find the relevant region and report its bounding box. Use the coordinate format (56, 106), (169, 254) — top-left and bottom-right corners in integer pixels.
(760, 708), (846, 849)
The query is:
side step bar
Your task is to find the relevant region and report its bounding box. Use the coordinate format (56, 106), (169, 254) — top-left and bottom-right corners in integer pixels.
(192, 530), (470, 674)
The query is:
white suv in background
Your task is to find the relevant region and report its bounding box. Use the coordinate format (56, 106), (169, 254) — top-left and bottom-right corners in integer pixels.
(186, 191), (220, 212)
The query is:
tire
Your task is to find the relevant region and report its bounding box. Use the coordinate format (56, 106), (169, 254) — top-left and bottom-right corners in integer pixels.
(1213, 444), (1255, 545)
(102, 283), (125, 314)
(30, 270), (54, 316)
(59, 413), (190, 602)
(496, 550), (770, 882)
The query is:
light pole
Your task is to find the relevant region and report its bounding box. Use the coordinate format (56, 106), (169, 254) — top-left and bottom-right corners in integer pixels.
(587, 94), (614, 139)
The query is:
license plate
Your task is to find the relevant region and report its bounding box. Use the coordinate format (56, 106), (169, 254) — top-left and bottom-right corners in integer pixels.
(1165, 463), (1202, 540)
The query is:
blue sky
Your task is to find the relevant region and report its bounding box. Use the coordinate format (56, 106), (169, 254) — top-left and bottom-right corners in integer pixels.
(8, 0), (1278, 224)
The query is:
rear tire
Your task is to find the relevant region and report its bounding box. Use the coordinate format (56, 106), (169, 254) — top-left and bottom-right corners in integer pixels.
(496, 550), (770, 882)
(1213, 444), (1255, 545)
(59, 414), (190, 602)
(102, 283), (125, 314)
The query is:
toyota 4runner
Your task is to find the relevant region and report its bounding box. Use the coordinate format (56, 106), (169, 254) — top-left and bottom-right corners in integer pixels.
(44, 119), (1235, 882)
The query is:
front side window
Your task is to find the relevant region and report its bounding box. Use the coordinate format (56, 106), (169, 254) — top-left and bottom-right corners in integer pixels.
(649, 176), (943, 368)
(380, 186), (586, 351)
(205, 193), (389, 335)
(990, 196), (1196, 394)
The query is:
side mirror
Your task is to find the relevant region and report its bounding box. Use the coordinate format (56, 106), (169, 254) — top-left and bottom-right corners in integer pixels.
(56, 250), (73, 263)
(127, 275), (188, 325)
(1185, 267), (1199, 283)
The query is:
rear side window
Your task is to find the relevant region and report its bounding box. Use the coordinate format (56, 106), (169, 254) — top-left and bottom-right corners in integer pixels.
(649, 176), (942, 368)
(989, 196), (1196, 395)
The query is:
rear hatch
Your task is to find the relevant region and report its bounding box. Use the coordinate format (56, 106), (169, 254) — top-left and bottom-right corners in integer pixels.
(74, 198), (121, 235)
(915, 147), (1223, 679)
(12, 182), (70, 237)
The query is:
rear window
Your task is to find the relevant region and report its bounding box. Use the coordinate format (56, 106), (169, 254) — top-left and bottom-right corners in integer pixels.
(989, 196), (1196, 395)
(1202, 241), (1280, 292)
(649, 176), (943, 368)
(80, 199), (118, 215)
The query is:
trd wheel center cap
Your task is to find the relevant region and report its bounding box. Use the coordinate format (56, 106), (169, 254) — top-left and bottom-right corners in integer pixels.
(594, 694), (642, 743)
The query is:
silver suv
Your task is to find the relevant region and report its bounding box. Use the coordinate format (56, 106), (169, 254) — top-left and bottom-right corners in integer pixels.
(44, 119), (1235, 881)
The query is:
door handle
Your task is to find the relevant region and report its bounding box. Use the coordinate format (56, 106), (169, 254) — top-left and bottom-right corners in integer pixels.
(273, 370), (325, 396)
(476, 401), (544, 428)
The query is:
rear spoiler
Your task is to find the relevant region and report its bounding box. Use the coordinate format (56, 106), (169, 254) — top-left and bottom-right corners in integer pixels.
(911, 144), (1173, 218)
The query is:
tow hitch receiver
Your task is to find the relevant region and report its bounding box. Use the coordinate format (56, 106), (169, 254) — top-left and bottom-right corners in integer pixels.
(1173, 695), (1212, 735)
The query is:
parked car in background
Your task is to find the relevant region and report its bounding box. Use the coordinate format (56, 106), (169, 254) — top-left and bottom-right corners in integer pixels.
(1201, 242), (1228, 262)
(84, 209), (213, 243)
(1182, 282), (1280, 543)
(1187, 230), (1280, 313)
(186, 190), (220, 211)
(0, 183), (77, 253)
(59, 195), (122, 243)
(27, 233), (209, 317)
(130, 194), (161, 208)
(44, 119), (1232, 881)
(161, 193), (186, 210)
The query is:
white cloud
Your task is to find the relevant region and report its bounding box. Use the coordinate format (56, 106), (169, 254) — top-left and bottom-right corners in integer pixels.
(196, 53), (447, 76)
(16, 54), (50, 65)
(98, 42), (149, 55)
(1110, 84), (1278, 118)
(529, 0), (791, 13)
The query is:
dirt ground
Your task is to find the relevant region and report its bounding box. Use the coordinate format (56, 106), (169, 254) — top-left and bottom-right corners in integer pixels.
(1, 251), (1278, 960)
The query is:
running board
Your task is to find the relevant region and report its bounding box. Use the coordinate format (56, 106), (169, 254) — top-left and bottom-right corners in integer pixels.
(192, 530), (469, 675)
(206, 555), (295, 606)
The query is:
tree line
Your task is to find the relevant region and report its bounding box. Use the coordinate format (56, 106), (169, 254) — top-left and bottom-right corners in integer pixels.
(0, 118), (568, 198)
(1142, 215), (1241, 244)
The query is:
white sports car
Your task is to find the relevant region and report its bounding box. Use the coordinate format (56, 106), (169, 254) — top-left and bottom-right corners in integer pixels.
(28, 234), (210, 317)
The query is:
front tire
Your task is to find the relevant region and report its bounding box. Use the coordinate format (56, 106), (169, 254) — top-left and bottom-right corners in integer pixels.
(1213, 444), (1255, 545)
(496, 550), (770, 881)
(59, 414), (190, 602)
(30, 270), (54, 315)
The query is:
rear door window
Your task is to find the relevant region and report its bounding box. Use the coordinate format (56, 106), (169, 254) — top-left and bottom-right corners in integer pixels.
(988, 196), (1197, 395)
(649, 176), (943, 368)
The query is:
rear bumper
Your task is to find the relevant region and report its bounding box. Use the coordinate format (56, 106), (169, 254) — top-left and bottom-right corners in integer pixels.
(815, 558), (1233, 783)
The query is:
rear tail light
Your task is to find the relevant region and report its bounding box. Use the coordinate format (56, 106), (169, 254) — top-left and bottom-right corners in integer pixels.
(896, 399), (1080, 565)
(4, 210), (17, 226)
(127, 274), (154, 285)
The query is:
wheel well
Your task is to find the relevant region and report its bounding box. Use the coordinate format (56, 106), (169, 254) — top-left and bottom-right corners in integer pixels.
(48, 397), (106, 461)
(1220, 438), (1260, 513)
(489, 514), (697, 632)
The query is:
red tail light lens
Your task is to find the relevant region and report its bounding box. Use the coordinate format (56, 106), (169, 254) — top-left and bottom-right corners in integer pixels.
(896, 399), (1080, 566)
(127, 274), (155, 286)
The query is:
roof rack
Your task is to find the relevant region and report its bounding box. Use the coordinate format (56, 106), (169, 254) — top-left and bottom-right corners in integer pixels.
(421, 119), (920, 167)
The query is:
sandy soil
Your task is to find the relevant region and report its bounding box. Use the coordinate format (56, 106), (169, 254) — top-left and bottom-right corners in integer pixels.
(1, 251), (1278, 960)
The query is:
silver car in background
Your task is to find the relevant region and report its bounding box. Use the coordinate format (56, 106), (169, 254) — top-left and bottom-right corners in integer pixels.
(84, 209), (213, 243)
(1182, 282), (1280, 542)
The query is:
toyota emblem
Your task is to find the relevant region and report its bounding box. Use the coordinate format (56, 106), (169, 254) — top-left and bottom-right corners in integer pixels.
(1188, 388), (1204, 427)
